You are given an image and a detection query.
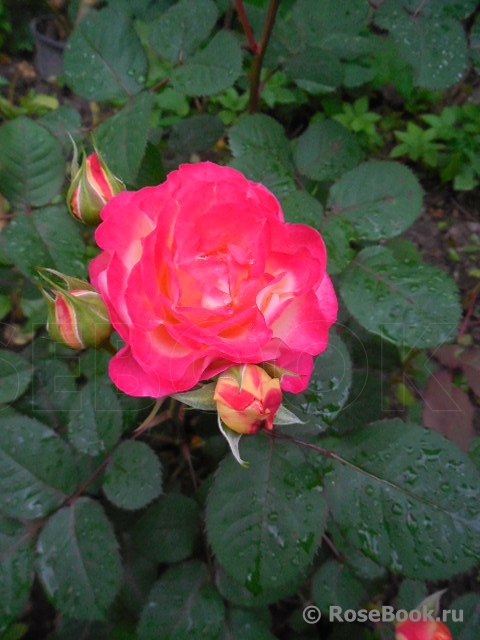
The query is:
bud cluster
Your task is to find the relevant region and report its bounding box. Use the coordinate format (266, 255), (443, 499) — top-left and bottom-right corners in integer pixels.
(38, 268), (112, 350)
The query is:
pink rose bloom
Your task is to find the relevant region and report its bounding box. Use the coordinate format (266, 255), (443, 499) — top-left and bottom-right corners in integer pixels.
(89, 162), (337, 397)
(396, 619), (452, 640)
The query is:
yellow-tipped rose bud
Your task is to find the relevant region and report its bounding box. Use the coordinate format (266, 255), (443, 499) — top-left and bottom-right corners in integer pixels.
(214, 364), (282, 434)
(67, 151), (125, 225)
(39, 268), (112, 349)
(396, 619), (452, 640)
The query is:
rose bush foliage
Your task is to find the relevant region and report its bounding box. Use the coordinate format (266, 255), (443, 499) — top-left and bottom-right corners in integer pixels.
(90, 162), (337, 397)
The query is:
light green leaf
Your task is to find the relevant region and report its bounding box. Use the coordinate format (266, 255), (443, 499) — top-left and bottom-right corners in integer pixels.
(172, 382), (217, 411)
(150, 0), (218, 62)
(0, 118), (64, 208)
(294, 120), (364, 182)
(0, 416), (79, 519)
(339, 245), (461, 348)
(103, 440), (162, 510)
(137, 561), (225, 640)
(274, 404), (303, 426)
(171, 31), (242, 96)
(206, 436), (326, 594)
(0, 294), (12, 320)
(36, 497), (122, 620)
(64, 8), (147, 100)
(95, 92), (154, 185)
(324, 421), (480, 579)
(218, 416), (246, 467)
(326, 161), (423, 240)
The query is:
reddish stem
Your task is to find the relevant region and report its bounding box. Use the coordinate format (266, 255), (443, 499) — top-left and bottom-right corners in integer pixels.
(457, 285), (480, 340)
(235, 0), (259, 54)
(248, 0), (280, 113)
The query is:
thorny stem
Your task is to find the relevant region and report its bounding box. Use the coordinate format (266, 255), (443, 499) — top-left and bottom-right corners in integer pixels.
(235, 0), (281, 113)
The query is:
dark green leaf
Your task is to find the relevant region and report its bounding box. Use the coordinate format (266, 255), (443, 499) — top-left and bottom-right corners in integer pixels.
(229, 114), (296, 199)
(339, 246), (461, 348)
(396, 579), (427, 612)
(219, 608), (275, 640)
(68, 381), (122, 457)
(137, 561), (225, 640)
(375, 2), (468, 90)
(294, 120), (364, 182)
(131, 493), (200, 563)
(0, 415), (79, 519)
(0, 518), (34, 632)
(103, 440), (162, 510)
(284, 333), (352, 428)
(64, 8), (147, 101)
(135, 142), (166, 189)
(0, 351), (33, 405)
(171, 31), (242, 96)
(320, 217), (357, 275)
(449, 593), (480, 639)
(470, 16), (480, 75)
(326, 161), (423, 240)
(149, 0), (218, 62)
(36, 497), (122, 620)
(324, 421), (480, 579)
(0, 118), (64, 208)
(280, 190), (323, 227)
(20, 356), (78, 428)
(95, 93), (154, 185)
(1, 204), (88, 281)
(169, 114), (224, 154)
(312, 559), (368, 612)
(332, 371), (384, 434)
(292, 0), (369, 43)
(39, 106), (83, 153)
(395, 0), (477, 20)
(283, 49), (344, 94)
(215, 561), (304, 607)
(206, 436), (326, 595)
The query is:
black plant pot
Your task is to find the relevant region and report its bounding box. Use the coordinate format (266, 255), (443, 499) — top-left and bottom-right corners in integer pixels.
(30, 16), (66, 79)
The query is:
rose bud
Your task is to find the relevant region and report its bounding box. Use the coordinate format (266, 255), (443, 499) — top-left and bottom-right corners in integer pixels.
(67, 151), (125, 225)
(395, 619), (452, 640)
(214, 364), (282, 434)
(39, 269), (112, 349)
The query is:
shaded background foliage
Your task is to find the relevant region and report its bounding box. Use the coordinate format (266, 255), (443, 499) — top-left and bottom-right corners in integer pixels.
(0, 0), (479, 638)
